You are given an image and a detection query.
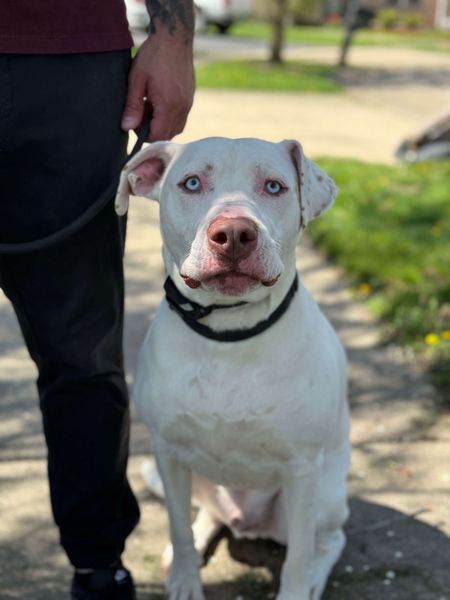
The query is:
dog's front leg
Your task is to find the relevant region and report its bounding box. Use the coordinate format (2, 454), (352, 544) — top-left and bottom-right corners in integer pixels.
(277, 459), (319, 600)
(154, 439), (204, 600)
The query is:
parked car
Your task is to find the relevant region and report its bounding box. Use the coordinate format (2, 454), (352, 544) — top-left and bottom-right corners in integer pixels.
(195, 0), (253, 34)
(124, 0), (149, 30)
(124, 0), (253, 34)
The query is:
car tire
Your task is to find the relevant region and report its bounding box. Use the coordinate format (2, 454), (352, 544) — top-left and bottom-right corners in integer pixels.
(216, 22), (232, 34)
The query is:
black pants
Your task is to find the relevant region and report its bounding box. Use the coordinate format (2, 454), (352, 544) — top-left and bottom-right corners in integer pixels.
(0, 51), (140, 568)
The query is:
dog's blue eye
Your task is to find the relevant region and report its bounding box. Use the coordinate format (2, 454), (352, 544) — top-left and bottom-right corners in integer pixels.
(265, 180), (284, 195)
(184, 176), (202, 193)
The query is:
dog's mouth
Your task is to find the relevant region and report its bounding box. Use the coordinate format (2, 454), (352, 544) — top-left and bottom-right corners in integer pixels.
(182, 272), (280, 295)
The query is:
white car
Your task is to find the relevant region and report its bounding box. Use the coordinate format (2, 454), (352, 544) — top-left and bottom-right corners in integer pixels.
(124, 0), (252, 34)
(195, 0), (253, 33)
(124, 0), (149, 31)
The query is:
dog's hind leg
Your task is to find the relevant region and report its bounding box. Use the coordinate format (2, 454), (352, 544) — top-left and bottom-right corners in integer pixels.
(192, 507), (223, 559)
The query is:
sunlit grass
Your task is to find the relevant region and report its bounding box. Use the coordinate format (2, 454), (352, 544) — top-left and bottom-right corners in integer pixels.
(309, 158), (450, 396)
(228, 22), (450, 53)
(196, 59), (342, 92)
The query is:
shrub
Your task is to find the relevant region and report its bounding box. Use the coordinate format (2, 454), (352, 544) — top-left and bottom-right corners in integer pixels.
(377, 8), (400, 29)
(401, 11), (424, 30)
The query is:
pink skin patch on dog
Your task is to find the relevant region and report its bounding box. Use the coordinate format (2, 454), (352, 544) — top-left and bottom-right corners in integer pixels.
(182, 272), (279, 294)
(204, 272), (260, 295)
(253, 168), (288, 199)
(181, 242), (281, 294)
(130, 158), (165, 196)
(183, 276), (202, 289)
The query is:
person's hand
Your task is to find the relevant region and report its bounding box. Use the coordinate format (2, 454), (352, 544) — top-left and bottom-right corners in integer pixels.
(121, 30), (195, 142)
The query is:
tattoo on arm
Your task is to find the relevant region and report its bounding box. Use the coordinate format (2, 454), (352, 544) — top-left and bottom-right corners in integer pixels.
(145, 0), (195, 37)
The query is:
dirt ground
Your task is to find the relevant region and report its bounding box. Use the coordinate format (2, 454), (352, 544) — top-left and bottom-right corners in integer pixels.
(0, 44), (449, 599)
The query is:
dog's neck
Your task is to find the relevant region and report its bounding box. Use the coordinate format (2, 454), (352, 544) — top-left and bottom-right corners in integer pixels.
(164, 267), (299, 342)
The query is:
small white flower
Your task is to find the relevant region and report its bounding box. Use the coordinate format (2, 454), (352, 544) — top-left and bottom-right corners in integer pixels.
(394, 551), (403, 559)
(386, 529), (395, 537)
(385, 570), (396, 579)
(363, 564), (371, 572)
(344, 565), (354, 573)
(382, 579), (392, 586)
(332, 581), (340, 588)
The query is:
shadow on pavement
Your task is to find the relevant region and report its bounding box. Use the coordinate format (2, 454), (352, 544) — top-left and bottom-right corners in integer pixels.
(337, 66), (450, 88)
(1, 496), (448, 599)
(195, 497), (450, 600)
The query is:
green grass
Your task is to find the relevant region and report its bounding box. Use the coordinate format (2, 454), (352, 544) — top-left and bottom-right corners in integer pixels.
(227, 21), (450, 53)
(195, 59), (342, 92)
(308, 159), (450, 398)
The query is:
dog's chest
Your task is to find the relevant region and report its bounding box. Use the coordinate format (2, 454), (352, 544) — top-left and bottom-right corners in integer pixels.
(160, 363), (302, 486)
(135, 300), (341, 487)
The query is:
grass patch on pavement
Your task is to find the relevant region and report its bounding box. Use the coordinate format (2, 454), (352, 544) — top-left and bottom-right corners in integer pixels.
(308, 159), (450, 397)
(229, 22), (450, 53)
(195, 59), (342, 92)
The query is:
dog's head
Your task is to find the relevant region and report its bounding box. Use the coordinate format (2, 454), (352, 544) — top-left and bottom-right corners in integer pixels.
(116, 137), (337, 300)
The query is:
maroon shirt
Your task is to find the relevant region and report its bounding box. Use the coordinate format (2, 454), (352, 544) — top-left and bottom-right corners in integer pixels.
(0, 1), (133, 54)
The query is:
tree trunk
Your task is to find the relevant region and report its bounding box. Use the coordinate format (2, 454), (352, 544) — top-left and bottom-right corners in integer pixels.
(338, 0), (360, 67)
(270, 0), (287, 64)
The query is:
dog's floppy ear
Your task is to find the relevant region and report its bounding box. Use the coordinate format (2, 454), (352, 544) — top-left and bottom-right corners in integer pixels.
(282, 140), (338, 226)
(115, 141), (178, 216)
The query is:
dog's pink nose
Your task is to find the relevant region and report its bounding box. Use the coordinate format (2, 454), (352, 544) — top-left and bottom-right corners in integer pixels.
(207, 217), (257, 261)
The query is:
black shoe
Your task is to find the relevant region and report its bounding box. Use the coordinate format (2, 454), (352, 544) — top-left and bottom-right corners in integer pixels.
(71, 563), (136, 600)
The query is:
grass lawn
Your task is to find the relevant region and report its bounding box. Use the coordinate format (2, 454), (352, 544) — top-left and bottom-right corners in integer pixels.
(227, 22), (450, 53)
(308, 159), (450, 398)
(195, 59), (342, 92)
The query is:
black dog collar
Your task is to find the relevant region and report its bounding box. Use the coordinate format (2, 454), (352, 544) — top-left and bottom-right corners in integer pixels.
(164, 275), (298, 342)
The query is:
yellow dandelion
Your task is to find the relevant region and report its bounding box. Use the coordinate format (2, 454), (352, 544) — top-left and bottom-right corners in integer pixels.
(431, 225), (442, 237)
(441, 331), (450, 341)
(358, 283), (372, 295)
(424, 333), (440, 346)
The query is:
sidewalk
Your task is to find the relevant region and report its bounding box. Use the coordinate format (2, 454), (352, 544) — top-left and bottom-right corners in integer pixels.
(189, 42), (450, 164)
(1, 45), (449, 599)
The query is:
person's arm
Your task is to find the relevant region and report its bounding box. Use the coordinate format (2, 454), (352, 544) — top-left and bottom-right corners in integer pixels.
(121, 0), (195, 142)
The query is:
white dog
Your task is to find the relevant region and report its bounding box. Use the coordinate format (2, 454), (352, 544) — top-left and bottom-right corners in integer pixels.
(115, 137), (350, 600)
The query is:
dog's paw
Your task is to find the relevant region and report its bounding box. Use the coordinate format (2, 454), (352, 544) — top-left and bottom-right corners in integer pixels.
(166, 571), (205, 600)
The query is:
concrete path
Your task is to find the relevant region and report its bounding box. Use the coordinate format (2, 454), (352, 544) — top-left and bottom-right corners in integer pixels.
(1, 44), (449, 599)
(187, 42), (450, 163)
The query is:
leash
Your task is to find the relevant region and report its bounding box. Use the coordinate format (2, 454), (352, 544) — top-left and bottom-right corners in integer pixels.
(164, 275), (299, 342)
(0, 118), (151, 254)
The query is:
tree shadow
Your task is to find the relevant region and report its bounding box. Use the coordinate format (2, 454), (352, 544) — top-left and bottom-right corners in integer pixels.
(0, 496), (448, 599)
(336, 66), (450, 88)
(194, 497), (450, 600)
